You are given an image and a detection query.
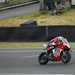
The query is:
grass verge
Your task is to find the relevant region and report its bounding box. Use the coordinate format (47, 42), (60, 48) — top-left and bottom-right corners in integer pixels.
(0, 42), (75, 48)
(0, 9), (75, 27)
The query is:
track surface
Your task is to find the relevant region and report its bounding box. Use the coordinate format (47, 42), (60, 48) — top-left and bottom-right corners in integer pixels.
(0, 48), (75, 74)
(0, 3), (40, 19)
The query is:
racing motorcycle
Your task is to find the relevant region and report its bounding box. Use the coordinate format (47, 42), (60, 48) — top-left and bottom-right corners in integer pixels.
(38, 37), (71, 65)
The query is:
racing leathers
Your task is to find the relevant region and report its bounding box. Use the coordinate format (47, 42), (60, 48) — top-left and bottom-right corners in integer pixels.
(47, 36), (63, 55)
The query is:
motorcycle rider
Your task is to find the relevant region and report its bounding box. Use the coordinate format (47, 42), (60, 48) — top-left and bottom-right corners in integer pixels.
(39, 36), (71, 64)
(47, 36), (64, 59)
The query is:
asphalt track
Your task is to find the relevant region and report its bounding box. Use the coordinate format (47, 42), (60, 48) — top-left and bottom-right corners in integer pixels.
(0, 48), (75, 74)
(0, 3), (40, 19)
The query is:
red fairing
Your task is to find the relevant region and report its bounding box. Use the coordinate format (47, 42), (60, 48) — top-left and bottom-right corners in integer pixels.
(53, 55), (61, 61)
(57, 44), (65, 50)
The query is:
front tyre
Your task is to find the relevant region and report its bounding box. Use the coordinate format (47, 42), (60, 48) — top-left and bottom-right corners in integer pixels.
(38, 52), (48, 65)
(61, 51), (71, 64)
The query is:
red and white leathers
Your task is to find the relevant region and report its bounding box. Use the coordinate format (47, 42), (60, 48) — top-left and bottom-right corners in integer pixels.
(47, 36), (64, 52)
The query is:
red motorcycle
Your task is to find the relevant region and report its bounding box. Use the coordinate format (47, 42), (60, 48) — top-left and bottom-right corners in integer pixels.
(38, 37), (71, 65)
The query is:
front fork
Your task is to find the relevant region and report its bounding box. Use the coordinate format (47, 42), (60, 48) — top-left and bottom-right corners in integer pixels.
(47, 48), (54, 60)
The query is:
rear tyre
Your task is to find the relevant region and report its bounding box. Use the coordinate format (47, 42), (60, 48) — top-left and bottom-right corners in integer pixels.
(38, 52), (48, 65)
(61, 51), (71, 64)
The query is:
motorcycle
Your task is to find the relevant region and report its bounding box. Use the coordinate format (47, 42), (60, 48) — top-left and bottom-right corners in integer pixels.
(38, 37), (71, 65)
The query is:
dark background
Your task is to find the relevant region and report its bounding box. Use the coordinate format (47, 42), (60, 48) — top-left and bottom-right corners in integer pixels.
(0, 25), (75, 42)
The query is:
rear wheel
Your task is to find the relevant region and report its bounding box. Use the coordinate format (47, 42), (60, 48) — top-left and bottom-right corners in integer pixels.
(38, 52), (48, 65)
(61, 51), (71, 64)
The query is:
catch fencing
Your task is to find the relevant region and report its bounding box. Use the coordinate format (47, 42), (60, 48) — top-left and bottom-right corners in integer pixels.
(0, 26), (75, 42)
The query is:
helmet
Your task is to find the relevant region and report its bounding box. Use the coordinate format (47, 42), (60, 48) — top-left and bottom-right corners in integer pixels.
(58, 36), (63, 44)
(58, 36), (63, 40)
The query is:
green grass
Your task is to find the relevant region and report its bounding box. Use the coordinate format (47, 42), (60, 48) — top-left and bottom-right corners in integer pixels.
(0, 42), (43, 48)
(0, 42), (75, 48)
(0, 9), (75, 27)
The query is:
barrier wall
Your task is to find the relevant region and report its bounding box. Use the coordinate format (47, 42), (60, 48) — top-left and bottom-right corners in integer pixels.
(0, 26), (75, 42)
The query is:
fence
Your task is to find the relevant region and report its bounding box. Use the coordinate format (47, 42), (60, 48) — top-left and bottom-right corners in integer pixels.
(0, 26), (75, 42)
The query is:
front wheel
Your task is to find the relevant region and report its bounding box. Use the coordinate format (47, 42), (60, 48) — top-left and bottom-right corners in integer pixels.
(61, 51), (71, 64)
(38, 52), (48, 65)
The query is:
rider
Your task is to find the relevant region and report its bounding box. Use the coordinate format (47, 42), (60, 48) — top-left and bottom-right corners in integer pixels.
(47, 36), (64, 54)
